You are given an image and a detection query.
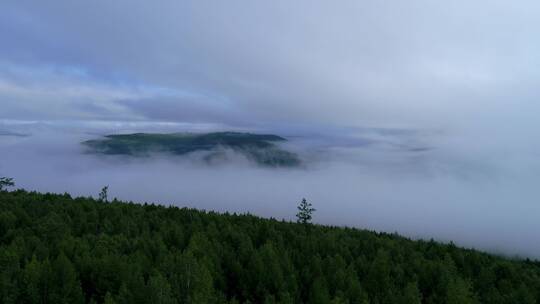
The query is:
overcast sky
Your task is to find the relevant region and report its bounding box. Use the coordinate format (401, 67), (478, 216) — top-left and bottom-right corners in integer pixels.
(1, 0), (539, 133)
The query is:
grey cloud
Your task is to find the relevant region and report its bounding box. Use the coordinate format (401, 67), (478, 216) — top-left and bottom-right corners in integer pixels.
(2, 0), (540, 129)
(1, 1), (540, 258)
(1, 125), (539, 258)
(116, 95), (250, 126)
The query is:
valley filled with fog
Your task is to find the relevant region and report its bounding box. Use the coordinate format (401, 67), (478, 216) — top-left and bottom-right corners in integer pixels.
(1, 120), (539, 258)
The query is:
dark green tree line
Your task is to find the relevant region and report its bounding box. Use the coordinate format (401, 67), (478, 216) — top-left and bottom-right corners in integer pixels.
(0, 190), (539, 303)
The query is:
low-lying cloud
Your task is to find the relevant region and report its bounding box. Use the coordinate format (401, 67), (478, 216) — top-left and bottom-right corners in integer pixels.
(1, 1), (539, 260)
(1, 121), (539, 259)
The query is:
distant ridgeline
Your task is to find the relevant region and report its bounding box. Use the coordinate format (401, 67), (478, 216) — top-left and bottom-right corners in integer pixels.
(82, 132), (301, 167)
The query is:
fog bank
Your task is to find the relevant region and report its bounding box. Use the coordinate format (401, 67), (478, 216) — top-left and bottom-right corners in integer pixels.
(1, 122), (539, 259)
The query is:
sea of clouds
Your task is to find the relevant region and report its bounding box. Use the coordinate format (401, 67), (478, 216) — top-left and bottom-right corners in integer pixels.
(1, 120), (539, 258)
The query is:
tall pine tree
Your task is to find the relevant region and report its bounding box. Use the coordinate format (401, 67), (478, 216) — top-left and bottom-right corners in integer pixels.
(296, 198), (315, 224)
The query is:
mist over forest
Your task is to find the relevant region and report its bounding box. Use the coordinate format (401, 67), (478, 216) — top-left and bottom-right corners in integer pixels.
(1, 0), (540, 267)
(3, 2), (540, 302)
(1, 120), (539, 258)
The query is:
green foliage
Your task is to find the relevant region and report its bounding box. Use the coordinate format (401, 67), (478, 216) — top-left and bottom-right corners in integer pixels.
(445, 278), (478, 304)
(50, 252), (85, 303)
(147, 272), (175, 304)
(0, 177), (14, 191)
(99, 186), (109, 202)
(82, 132), (301, 167)
(401, 281), (422, 304)
(296, 198), (315, 224)
(1, 190), (540, 303)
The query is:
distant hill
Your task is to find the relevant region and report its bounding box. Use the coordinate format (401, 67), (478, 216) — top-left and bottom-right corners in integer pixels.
(0, 131), (29, 137)
(82, 132), (301, 167)
(1, 189), (539, 303)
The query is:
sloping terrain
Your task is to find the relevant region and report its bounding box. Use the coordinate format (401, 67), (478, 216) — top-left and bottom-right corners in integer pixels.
(0, 190), (539, 303)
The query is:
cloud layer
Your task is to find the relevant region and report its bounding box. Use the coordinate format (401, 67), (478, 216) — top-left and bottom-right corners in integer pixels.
(2, 1), (540, 130)
(1, 123), (540, 258)
(1, 2), (540, 257)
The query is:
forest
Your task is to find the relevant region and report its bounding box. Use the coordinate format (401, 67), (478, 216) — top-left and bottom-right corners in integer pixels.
(1, 188), (540, 303)
(82, 132), (301, 167)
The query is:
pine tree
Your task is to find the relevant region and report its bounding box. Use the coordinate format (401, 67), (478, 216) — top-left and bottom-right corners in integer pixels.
(401, 281), (422, 304)
(99, 186), (109, 202)
(50, 253), (84, 304)
(310, 277), (330, 304)
(446, 277), (478, 304)
(22, 256), (42, 303)
(0, 246), (20, 304)
(296, 198), (315, 224)
(147, 273), (175, 304)
(0, 177), (14, 191)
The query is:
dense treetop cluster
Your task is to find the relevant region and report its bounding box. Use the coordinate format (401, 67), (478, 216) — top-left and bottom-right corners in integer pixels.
(1, 190), (539, 303)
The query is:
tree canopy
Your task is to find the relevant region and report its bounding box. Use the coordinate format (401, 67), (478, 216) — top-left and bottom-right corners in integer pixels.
(0, 190), (539, 303)
(296, 198), (315, 225)
(0, 177), (14, 191)
(99, 186), (109, 202)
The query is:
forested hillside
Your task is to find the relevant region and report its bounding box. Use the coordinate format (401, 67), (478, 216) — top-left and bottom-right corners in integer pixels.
(1, 190), (539, 304)
(82, 132), (301, 167)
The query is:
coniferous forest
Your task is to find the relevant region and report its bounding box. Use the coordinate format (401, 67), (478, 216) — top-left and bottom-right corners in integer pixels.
(1, 189), (540, 304)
